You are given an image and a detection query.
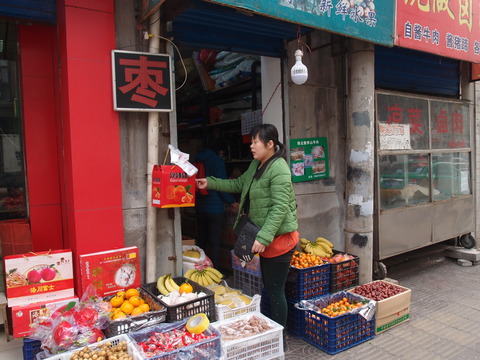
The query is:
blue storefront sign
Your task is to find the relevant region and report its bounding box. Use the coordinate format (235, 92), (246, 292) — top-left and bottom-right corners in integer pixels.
(0, 0), (56, 23)
(207, 0), (395, 46)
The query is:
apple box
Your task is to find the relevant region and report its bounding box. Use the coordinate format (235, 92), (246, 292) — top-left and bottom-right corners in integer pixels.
(8, 296), (78, 338)
(152, 165), (196, 208)
(4, 250), (74, 307)
(79, 246), (141, 297)
(374, 281), (411, 334)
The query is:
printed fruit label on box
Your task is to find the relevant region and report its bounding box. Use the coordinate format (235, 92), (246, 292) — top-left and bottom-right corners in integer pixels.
(9, 296), (78, 338)
(4, 250), (74, 307)
(152, 165), (196, 208)
(79, 246), (141, 297)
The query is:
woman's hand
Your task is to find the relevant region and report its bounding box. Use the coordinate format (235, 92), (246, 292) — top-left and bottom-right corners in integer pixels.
(252, 240), (266, 254)
(196, 178), (208, 189)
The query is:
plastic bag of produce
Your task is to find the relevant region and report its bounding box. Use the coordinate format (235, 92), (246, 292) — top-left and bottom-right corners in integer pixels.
(182, 245), (213, 271)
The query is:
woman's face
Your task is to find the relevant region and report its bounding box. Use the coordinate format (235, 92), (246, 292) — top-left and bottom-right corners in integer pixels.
(250, 135), (274, 165)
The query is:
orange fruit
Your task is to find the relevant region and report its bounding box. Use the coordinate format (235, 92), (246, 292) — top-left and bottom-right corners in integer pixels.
(112, 311), (127, 320)
(166, 185), (175, 200)
(120, 301), (134, 315)
(116, 291), (126, 298)
(174, 186), (186, 201)
(110, 295), (124, 308)
(138, 303), (150, 313)
(125, 288), (140, 300)
(179, 282), (193, 294)
(131, 307), (144, 317)
(128, 296), (143, 307)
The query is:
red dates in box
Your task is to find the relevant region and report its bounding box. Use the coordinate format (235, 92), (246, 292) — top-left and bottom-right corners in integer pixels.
(350, 281), (406, 301)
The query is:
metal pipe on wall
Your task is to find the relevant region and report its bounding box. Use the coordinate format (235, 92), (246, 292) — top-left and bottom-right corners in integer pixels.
(145, 9), (160, 283)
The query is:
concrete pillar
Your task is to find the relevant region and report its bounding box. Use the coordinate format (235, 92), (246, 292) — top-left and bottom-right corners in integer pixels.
(345, 39), (375, 284)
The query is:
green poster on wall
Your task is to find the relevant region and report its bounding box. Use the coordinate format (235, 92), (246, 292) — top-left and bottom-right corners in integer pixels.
(290, 137), (329, 183)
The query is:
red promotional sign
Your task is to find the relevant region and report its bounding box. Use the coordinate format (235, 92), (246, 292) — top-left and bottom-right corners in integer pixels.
(396, 1), (480, 62)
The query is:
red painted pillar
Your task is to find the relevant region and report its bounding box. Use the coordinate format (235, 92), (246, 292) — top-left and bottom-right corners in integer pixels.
(56, 0), (124, 292)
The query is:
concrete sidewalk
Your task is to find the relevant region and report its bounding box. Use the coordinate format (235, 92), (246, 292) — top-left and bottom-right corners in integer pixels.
(285, 245), (480, 359)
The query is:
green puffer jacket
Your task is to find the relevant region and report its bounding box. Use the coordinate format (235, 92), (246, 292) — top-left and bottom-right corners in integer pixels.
(207, 157), (298, 247)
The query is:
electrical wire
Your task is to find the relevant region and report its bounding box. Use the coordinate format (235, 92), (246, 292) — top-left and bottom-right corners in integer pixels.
(156, 35), (188, 91)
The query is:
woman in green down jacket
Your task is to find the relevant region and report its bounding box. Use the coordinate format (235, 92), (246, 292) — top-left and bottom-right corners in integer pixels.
(196, 124), (299, 338)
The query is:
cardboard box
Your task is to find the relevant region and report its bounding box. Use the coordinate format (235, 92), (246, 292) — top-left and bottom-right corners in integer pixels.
(356, 280), (412, 334)
(182, 236), (196, 246)
(9, 296), (78, 338)
(152, 165), (196, 208)
(79, 247), (141, 297)
(4, 250), (74, 307)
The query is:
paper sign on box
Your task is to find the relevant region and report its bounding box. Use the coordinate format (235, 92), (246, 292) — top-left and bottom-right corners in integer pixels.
(79, 246), (141, 297)
(152, 165), (196, 208)
(4, 250), (74, 307)
(9, 296), (78, 338)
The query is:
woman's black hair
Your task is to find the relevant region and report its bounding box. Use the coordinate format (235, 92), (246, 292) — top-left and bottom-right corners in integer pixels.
(250, 124), (287, 179)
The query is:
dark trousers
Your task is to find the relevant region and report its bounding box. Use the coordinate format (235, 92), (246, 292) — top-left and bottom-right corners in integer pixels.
(196, 212), (224, 269)
(260, 249), (294, 328)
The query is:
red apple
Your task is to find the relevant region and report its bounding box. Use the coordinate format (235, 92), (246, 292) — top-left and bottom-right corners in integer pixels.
(41, 267), (56, 281)
(27, 269), (42, 283)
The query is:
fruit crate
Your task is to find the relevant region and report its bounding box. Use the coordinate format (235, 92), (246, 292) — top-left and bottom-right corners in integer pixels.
(233, 268), (263, 297)
(36, 334), (142, 360)
(23, 338), (42, 360)
(127, 319), (222, 360)
(329, 251), (360, 293)
(302, 291), (375, 355)
(231, 249), (262, 276)
(216, 293), (261, 321)
(285, 263), (330, 302)
(211, 312), (284, 360)
(260, 289), (304, 338)
(104, 287), (167, 336)
(142, 277), (216, 322)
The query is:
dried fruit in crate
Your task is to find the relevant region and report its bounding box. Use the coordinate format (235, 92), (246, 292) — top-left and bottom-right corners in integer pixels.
(350, 281), (407, 301)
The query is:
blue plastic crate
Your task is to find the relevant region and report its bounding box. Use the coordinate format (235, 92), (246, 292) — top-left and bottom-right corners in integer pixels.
(23, 338), (42, 360)
(285, 263), (330, 302)
(260, 289), (305, 338)
(233, 268), (263, 297)
(302, 291), (375, 355)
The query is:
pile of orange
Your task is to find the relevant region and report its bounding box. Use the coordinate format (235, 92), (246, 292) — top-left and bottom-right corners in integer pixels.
(290, 250), (327, 268)
(108, 288), (150, 320)
(320, 297), (363, 317)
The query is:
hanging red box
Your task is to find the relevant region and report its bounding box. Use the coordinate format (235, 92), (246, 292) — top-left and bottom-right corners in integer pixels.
(152, 165), (196, 208)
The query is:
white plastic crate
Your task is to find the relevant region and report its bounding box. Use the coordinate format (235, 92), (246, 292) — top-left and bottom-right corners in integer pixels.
(211, 312), (284, 360)
(215, 294), (261, 321)
(36, 334), (142, 360)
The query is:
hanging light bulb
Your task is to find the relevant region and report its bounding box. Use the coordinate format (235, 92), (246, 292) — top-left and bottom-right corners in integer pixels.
(291, 49), (308, 85)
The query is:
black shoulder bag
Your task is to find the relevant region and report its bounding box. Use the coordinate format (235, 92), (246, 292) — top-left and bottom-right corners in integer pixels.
(233, 179), (260, 262)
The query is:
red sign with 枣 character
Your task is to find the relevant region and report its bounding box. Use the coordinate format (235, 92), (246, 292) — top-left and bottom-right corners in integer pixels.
(152, 165), (196, 208)
(396, 1), (480, 62)
(112, 50), (173, 112)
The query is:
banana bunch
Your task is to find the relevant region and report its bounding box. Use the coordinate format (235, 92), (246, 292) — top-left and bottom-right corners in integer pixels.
(157, 273), (180, 296)
(184, 267), (223, 287)
(300, 237), (334, 257)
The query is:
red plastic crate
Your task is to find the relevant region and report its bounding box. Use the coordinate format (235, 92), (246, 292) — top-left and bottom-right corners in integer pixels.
(329, 251), (359, 292)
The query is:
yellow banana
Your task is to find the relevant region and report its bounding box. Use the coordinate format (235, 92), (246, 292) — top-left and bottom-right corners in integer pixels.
(164, 275), (175, 293)
(190, 270), (200, 284)
(202, 271), (217, 286)
(316, 237), (334, 248)
(156, 275), (170, 296)
(316, 241), (333, 255)
(168, 275), (180, 291)
(184, 269), (195, 279)
(205, 267), (223, 282)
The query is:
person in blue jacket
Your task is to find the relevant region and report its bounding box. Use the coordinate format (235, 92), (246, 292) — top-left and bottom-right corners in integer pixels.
(194, 143), (238, 268)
